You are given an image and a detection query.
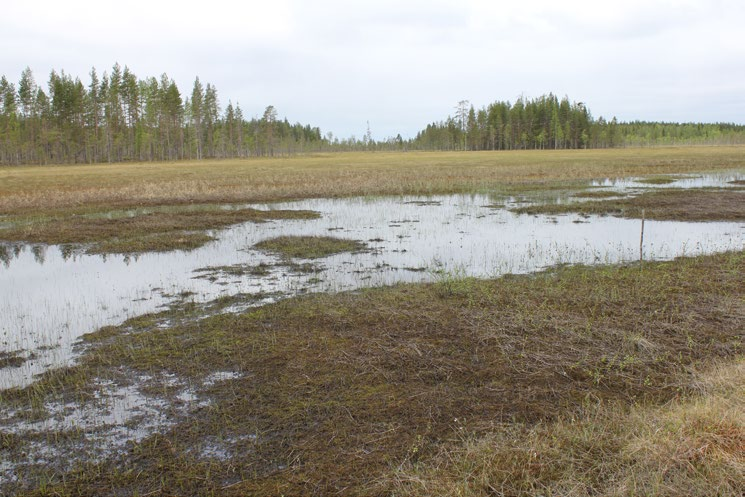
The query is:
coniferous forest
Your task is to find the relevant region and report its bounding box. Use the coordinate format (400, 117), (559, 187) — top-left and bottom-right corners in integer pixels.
(1, 65), (745, 165)
(410, 96), (745, 151)
(0, 64), (325, 165)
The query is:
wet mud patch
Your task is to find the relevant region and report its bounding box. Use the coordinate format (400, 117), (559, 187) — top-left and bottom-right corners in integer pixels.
(192, 260), (325, 288)
(0, 367), (218, 493)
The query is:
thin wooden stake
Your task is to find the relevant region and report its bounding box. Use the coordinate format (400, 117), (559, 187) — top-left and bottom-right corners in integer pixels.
(639, 209), (645, 263)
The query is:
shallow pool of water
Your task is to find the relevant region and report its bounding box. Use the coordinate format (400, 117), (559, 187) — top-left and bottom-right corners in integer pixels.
(591, 171), (744, 190)
(1, 184), (743, 389)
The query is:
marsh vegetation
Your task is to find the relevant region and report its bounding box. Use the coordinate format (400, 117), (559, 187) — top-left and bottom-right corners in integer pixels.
(0, 149), (743, 496)
(253, 235), (367, 259)
(1, 252), (742, 495)
(516, 188), (745, 221)
(0, 206), (320, 254)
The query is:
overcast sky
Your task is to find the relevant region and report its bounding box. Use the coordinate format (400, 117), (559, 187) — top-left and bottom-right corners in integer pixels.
(2, 0), (744, 139)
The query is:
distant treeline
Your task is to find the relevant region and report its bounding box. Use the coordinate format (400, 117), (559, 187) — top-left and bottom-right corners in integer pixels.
(0, 64), (326, 165)
(2, 65), (745, 165)
(410, 95), (745, 151)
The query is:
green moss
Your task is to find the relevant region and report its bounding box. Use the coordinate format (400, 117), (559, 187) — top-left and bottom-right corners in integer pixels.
(80, 326), (122, 343)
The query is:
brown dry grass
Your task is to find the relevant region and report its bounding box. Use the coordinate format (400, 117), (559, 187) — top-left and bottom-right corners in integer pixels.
(1, 147), (743, 214)
(388, 359), (744, 497)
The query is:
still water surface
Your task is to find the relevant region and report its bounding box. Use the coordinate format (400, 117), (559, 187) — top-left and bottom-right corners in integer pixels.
(1, 177), (743, 389)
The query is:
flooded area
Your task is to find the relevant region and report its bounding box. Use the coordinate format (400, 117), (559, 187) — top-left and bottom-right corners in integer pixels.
(591, 172), (745, 190)
(1, 173), (743, 390)
(0, 172), (743, 491)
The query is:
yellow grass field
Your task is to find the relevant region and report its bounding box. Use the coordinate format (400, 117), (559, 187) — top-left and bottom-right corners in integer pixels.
(1, 147), (743, 213)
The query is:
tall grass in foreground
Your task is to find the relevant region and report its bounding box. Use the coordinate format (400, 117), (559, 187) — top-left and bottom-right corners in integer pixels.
(387, 359), (744, 497)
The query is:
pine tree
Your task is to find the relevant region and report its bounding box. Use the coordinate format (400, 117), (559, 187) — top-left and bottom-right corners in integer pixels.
(262, 105), (277, 156)
(190, 77), (204, 159)
(203, 84), (219, 157)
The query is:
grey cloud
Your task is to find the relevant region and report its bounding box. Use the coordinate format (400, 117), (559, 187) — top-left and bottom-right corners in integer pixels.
(1, 0), (743, 139)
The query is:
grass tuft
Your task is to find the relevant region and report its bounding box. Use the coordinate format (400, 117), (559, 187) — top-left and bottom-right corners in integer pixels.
(0, 351), (32, 369)
(253, 235), (367, 259)
(636, 176), (682, 185)
(387, 359), (745, 497)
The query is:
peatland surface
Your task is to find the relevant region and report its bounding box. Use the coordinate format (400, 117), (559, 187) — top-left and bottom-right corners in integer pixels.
(1, 251), (742, 496)
(1, 147), (743, 252)
(1, 147), (743, 496)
